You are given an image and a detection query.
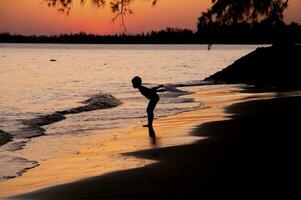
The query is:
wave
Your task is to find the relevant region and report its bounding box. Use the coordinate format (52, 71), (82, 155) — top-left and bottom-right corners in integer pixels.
(165, 80), (214, 88)
(0, 155), (39, 181)
(22, 113), (66, 128)
(58, 93), (121, 115)
(0, 129), (13, 146)
(0, 93), (121, 180)
(21, 93), (121, 136)
(1, 141), (27, 151)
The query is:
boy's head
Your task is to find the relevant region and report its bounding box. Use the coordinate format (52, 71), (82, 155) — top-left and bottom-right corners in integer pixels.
(132, 76), (142, 88)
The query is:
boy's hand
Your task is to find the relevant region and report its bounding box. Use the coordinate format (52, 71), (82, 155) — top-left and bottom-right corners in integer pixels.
(156, 89), (166, 93)
(152, 85), (164, 91)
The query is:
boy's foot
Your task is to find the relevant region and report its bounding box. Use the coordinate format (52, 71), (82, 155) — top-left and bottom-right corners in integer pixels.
(143, 124), (153, 127)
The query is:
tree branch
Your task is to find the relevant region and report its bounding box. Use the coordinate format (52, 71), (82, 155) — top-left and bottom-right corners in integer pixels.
(44, 0), (156, 32)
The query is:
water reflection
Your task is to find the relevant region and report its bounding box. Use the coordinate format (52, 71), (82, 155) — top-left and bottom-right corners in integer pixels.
(148, 126), (157, 146)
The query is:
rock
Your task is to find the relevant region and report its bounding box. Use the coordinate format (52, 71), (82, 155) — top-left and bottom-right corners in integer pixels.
(205, 44), (301, 90)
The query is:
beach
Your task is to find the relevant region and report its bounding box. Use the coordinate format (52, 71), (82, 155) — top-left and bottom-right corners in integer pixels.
(1, 0), (300, 198)
(1, 44), (300, 199)
(0, 44), (259, 183)
(1, 84), (299, 199)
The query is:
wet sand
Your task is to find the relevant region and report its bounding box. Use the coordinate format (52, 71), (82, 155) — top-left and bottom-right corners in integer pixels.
(1, 85), (299, 199)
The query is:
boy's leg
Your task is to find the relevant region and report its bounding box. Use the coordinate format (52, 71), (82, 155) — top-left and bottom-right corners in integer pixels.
(146, 99), (158, 127)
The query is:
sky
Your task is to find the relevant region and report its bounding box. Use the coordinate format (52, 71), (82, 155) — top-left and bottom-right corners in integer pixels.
(0, 0), (301, 35)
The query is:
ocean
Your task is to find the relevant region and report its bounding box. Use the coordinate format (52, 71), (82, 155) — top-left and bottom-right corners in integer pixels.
(0, 43), (261, 180)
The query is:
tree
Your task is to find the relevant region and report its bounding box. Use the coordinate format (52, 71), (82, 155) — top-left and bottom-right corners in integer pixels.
(198, 0), (289, 28)
(44, 0), (157, 31)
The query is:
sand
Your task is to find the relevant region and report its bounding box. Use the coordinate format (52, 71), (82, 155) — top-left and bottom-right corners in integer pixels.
(1, 85), (298, 199)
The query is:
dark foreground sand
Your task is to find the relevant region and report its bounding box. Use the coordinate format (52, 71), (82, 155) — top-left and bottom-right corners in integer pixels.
(12, 92), (301, 199)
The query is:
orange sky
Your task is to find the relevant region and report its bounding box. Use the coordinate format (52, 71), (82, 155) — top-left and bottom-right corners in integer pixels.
(0, 0), (301, 35)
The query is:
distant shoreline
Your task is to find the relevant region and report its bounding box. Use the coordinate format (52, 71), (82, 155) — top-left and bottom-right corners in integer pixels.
(0, 42), (273, 45)
(1, 24), (301, 44)
(0, 41), (299, 45)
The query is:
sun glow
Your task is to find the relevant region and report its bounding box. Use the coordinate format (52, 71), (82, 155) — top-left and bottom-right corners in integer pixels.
(0, 0), (300, 35)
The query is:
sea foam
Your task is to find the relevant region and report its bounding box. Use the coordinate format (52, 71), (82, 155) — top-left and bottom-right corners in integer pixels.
(22, 93), (121, 136)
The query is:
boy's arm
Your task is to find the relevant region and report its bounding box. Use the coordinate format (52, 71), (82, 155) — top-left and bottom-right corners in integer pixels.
(156, 89), (166, 93)
(151, 85), (164, 91)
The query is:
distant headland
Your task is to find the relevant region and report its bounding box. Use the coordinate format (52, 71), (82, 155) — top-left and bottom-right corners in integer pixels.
(1, 24), (301, 44)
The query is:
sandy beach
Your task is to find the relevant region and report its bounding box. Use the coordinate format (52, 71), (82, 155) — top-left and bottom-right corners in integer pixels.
(1, 0), (300, 198)
(1, 84), (297, 199)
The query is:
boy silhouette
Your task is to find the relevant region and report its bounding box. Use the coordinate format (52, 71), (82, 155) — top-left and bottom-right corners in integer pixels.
(132, 76), (165, 128)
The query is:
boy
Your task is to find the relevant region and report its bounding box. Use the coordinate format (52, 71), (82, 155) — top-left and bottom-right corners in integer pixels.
(132, 76), (165, 128)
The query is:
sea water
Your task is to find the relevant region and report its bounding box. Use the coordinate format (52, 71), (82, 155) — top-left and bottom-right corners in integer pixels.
(0, 43), (262, 180)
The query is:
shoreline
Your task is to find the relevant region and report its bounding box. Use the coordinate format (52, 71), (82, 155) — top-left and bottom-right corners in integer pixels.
(0, 85), (283, 199)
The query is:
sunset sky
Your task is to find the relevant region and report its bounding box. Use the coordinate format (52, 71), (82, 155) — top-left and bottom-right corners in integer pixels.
(1, 0), (301, 35)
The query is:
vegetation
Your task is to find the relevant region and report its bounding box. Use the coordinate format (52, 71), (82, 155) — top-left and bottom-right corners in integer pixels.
(0, 28), (196, 44)
(197, 0), (295, 44)
(1, 23), (300, 44)
(198, 0), (289, 27)
(44, 0), (157, 30)
(45, 1), (290, 31)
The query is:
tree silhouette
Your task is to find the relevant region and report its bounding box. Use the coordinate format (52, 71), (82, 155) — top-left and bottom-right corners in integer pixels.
(198, 0), (289, 28)
(45, 0), (291, 35)
(44, 0), (157, 31)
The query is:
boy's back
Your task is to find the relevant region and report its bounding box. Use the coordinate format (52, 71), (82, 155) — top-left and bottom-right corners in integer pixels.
(138, 86), (159, 100)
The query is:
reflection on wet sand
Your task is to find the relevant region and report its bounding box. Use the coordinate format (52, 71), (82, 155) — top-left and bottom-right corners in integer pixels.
(148, 126), (157, 146)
